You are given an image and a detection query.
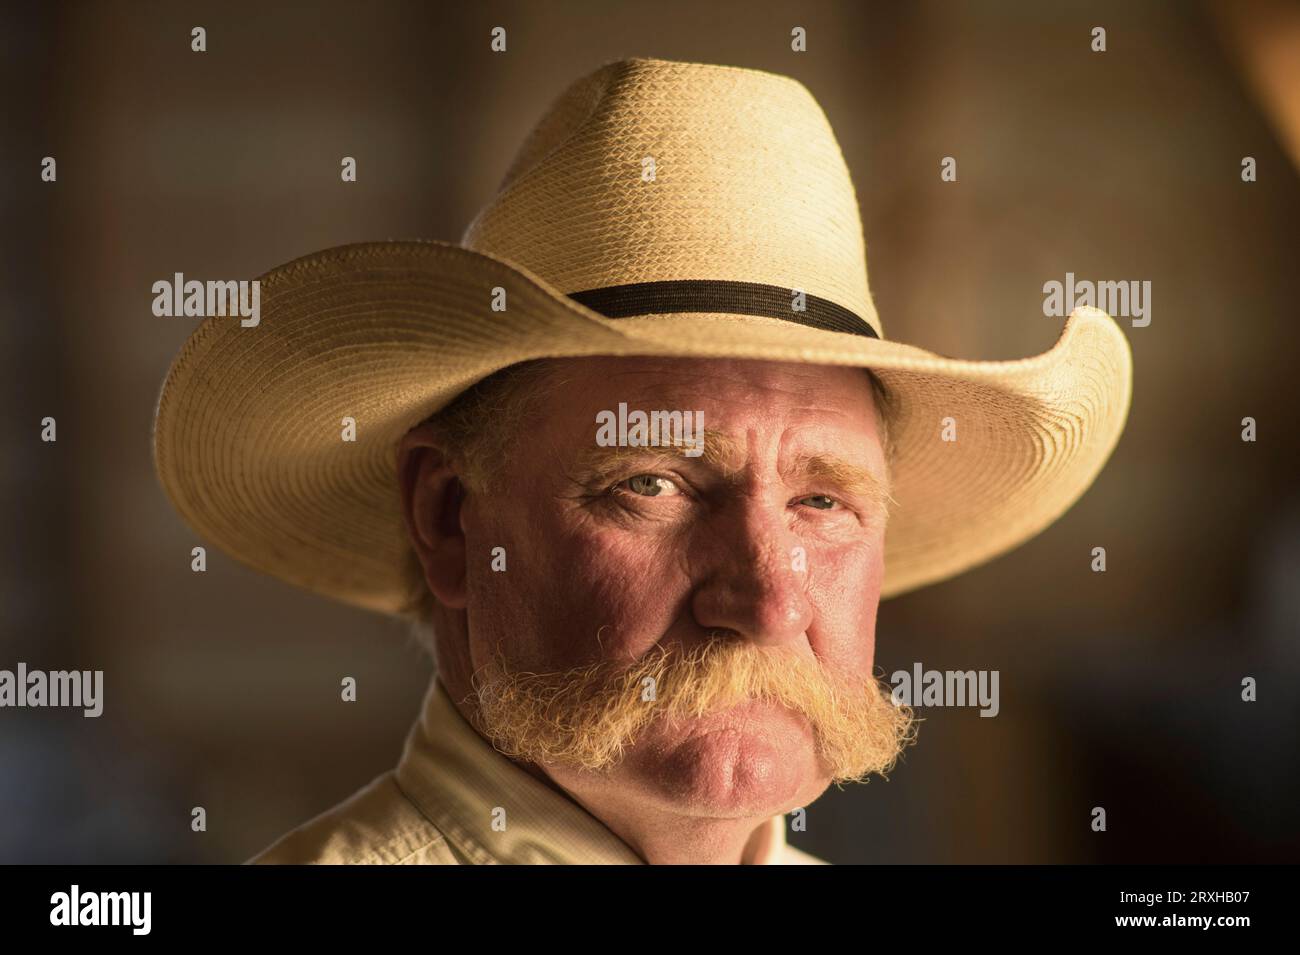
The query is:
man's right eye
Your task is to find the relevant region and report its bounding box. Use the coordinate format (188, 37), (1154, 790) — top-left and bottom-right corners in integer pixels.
(619, 473), (683, 498)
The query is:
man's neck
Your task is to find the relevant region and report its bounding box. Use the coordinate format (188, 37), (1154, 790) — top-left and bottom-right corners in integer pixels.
(526, 761), (775, 864)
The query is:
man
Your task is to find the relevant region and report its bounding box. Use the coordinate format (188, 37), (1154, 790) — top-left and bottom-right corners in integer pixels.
(152, 57), (1132, 864)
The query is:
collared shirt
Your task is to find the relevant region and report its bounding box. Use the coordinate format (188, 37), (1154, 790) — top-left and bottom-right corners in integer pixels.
(249, 676), (828, 865)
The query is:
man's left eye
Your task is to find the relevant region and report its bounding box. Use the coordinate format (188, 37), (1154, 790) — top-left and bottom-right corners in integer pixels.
(797, 495), (838, 510)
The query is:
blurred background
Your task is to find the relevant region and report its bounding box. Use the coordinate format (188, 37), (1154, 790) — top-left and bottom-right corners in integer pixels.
(2, 0), (1298, 864)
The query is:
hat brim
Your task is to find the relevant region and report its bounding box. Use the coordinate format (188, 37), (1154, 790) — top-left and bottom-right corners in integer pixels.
(152, 240), (1133, 614)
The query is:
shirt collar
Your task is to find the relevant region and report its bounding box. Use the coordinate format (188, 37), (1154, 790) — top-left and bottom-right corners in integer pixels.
(395, 676), (789, 864)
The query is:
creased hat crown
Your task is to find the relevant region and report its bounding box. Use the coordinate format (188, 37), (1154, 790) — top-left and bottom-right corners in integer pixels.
(462, 58), (882, 338)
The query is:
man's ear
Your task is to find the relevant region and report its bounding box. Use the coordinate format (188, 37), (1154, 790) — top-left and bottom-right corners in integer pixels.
(397, 423), (468, 609)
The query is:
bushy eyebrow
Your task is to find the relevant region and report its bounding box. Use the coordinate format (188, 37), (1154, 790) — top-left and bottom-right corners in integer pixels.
(567, 427), (893, 512)
(568, 428), (744, 483)
(785, 452), (894, 512)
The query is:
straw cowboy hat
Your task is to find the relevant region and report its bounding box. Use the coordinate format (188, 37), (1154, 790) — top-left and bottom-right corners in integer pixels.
(152, 57), (1132, 614)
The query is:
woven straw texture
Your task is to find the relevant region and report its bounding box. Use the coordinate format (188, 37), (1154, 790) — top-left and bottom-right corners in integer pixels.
(152, 58), (1132, 615)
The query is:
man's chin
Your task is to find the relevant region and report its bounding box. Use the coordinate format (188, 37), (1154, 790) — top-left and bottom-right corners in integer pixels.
(627, 700), (826, 816)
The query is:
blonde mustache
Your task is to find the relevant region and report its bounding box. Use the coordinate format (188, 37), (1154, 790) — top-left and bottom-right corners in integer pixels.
(468, 636), (918, 782)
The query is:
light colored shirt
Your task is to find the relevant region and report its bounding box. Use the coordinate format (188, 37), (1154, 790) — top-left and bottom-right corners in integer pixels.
(249, 676), (828, 865)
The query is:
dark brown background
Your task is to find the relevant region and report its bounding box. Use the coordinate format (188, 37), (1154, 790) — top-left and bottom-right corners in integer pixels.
(2, 0), (1297, 863)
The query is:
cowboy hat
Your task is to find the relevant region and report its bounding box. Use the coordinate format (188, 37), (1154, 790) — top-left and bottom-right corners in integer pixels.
(152, 57), (1132, 615)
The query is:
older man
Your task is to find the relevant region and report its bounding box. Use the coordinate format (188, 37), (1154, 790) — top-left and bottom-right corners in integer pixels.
(251, 354), (912, 865)
(153, 57), (1131, 865)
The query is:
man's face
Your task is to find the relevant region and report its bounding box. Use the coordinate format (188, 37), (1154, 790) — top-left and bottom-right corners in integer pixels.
(457, 356), (907, 819)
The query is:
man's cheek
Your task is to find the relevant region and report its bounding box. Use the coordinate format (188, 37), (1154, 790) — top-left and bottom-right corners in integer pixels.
(804, 539), (880, 600)
(806, 544), (882, 650)
(475, 511), (587, 597)
(573, 536), (687, 639)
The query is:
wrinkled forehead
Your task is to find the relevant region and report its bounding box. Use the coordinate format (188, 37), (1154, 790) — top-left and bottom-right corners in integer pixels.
(533, 354), (885, 422)
(529, 356), (891, 487)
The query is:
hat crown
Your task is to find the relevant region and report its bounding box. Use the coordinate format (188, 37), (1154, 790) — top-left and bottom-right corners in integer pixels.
(462, 58), (881, 337)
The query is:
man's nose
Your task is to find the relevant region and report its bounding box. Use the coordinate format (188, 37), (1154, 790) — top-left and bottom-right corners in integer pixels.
(690, 501), (813, 647)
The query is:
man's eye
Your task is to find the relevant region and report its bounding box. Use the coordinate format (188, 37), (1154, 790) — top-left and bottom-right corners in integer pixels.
(798, 495), (838, 510)
(621, 474), (681, 498)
